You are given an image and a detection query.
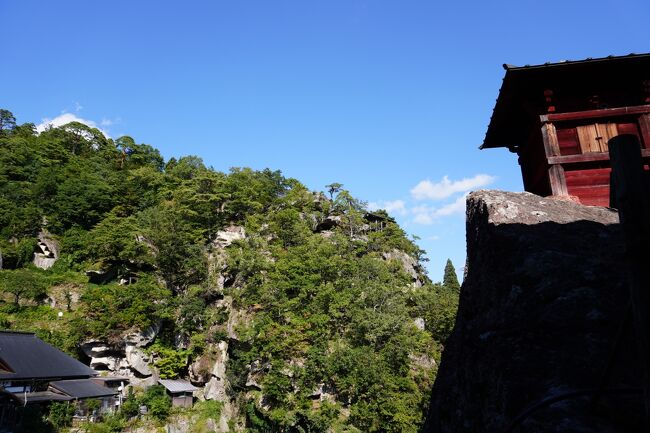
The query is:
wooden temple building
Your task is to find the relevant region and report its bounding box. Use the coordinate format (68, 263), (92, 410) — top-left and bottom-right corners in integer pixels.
(481, 53), (650, 206)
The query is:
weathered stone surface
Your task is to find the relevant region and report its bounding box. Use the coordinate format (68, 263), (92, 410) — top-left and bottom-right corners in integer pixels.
(32, 230), (59, 269)
(124, 322), (161, 347)
(80, 340), (113, 358)
(125, 345), (153, 377)
(213, 225), (246, 248)
(315, 215), (341, 232)
(381, 249), (425, 287)
(90, 356), (118, 371)
(226, 300), (252, 341)
(310, 383), (336, 403)
(203, 341), (230, 401)
(85, 267), (117, 284)
(424, 190), (642, 432)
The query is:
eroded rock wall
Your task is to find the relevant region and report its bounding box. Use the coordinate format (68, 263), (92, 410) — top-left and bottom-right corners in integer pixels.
(425, 190), (643, 433)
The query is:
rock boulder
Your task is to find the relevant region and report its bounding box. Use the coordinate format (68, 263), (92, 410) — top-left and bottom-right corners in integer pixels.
(425, 190), (642, 432)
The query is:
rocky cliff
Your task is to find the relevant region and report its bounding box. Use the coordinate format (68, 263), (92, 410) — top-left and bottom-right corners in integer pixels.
(425, 190), (643, 433)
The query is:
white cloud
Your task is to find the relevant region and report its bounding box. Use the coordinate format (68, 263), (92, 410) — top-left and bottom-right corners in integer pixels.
(411, 194), (468, 225)
(410, 174), (495, 201)
(36, 113), (111, 138)
(368, 199), (407, 216)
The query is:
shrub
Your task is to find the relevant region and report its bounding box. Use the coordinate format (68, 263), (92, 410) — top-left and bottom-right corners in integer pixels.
(48, 402), (75, 428)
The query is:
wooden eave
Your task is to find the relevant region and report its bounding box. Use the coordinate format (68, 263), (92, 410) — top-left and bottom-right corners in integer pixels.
(481, 53), (650, 150)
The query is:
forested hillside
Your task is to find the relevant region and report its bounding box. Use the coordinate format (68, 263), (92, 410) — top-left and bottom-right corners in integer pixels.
(0, 109), (459, 433)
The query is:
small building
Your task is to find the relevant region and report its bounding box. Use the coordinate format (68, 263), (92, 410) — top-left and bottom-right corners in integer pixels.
(0, 331), (124, 428)
(482, 53), (650, 206)
(158, 379), (198, 408)
(50, 379), (118, 415)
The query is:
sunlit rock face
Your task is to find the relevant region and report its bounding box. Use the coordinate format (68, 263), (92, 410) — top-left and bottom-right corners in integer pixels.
(424, 190), (643, 433)
(33, 230), (59, 269)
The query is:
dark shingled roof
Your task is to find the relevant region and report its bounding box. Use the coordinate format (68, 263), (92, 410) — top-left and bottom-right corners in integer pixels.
(13, 391), (73, 404)
(481, 53), (650, 150)
(0, 331), (95, 380)
(50, 379), (117, 399)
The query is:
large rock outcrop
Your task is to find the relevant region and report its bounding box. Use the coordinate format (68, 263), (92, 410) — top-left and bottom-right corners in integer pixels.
(425, 190), (643, 433)
(32, 230), (59, 269)
(80, 323), (161, 385)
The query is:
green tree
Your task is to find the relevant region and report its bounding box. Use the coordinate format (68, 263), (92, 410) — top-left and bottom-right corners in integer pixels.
(325, 182), (343, 200)
(86, 211), (152, 268)
(0, 268), (48, 305)
(443, 258), (460, 293)
(138, 204), (206, 291)
(0, 109), (16, 135)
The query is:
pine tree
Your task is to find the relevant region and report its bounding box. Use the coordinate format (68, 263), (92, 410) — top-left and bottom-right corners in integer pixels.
(443, 258), (460, 293)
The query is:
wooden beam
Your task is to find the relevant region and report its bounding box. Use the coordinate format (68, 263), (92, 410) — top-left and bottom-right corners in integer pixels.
(540, 105), (650, 123)
(639, 113), (650, 148)
(548, 164), (568, 196)
(541, 122), (561, 158)
(548, 149), (650, 165)
(608, 134), (650, 429)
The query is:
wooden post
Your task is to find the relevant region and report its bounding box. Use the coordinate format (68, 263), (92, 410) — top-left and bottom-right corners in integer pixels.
(639, 113), (650, 148)
(608, 134), (650, 427)
(540, 121), (569, 197)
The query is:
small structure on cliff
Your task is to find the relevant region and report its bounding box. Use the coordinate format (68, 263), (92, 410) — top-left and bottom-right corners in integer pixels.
(158, 379), (197, 408)
(481, 53), (650, 206)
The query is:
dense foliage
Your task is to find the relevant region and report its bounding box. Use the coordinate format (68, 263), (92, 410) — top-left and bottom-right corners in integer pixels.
(0, 109), (459, 432)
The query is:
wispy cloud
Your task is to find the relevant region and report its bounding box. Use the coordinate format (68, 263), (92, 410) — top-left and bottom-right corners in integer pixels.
(410, 174), (495, 201)
(411, 194), (468, 225)
(36, 112), (111, 138)
(368, 199), (407, 216)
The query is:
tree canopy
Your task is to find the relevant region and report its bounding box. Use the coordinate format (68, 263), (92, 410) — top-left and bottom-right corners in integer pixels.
(0, 108), (459, 433)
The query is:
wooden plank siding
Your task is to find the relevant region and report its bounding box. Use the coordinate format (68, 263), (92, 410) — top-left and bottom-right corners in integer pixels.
(556, 127), (581, 155)
(565, 168), (612, 207)
(539, 112), (650, 205)
(576, 123), (618, 153)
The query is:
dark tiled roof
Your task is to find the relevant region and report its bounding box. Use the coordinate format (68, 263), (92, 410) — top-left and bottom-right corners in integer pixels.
(50, 379), (117, 399)
(92, 376), (130, 383)
(502, 53), (650, 71)
(481, 53), (650, 150)
(0, 331), (95, 380)
(13, 391), (73, 404)
(158, 379), (198, 393)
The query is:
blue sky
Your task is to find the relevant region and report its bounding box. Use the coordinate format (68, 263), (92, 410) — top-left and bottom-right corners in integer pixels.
(2, 1), (648, 281)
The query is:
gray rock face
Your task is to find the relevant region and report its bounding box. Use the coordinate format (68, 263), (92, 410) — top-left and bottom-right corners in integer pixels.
(381, 249), (425, 287)
(213, 226), (246, 248)
(32, 230), (59, 269)
(315, 215), (341, 232)
(425, 190), (642, 433)
(80, 324), (160, 379)
(202, 341), (230, 401)
(125, 345), (153, 377)
(124, 322), (161, 347)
